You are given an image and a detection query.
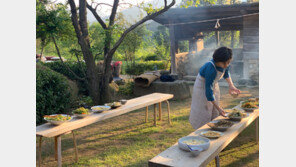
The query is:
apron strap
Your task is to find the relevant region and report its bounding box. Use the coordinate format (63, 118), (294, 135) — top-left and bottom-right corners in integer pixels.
(209, 61), (226, 74)
(209, 61), (217, 71)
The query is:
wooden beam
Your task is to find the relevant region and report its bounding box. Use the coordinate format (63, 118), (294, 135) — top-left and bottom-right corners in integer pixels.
(169, 22), (177, 74)
(215, 31), (220, 47)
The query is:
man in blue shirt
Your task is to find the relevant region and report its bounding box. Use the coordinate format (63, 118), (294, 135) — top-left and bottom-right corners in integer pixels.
(189, 47), (241, 129)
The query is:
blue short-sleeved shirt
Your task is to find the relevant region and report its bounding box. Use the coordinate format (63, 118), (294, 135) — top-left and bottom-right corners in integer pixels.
(199, 59), (230, 101)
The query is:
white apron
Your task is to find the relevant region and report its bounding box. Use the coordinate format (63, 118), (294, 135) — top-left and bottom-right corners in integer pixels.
(189, 61), (225, 129)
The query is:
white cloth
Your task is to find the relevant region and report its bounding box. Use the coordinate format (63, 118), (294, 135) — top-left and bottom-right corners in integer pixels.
(189, 61), (225, 129)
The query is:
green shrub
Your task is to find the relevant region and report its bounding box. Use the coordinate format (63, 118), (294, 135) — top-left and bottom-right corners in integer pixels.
(36, 64), (78, 125)
(43, 61), (88, 95)
(125, 61), (168, 75)
(144, 53), (160, 61)
(118, 81), (134, 96)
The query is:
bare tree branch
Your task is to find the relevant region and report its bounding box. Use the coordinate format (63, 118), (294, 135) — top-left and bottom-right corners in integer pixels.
(86, 2), (107, 29)
(109, 0), (119, 27)
(164, 0), (167, 7)
(68, 0), (83, 40)
(79, 0), (89, 39)
(51, 36), (85, 81)
(108, 0), (176, 56)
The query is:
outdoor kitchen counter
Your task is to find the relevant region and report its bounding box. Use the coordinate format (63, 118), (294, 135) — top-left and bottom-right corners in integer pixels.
(148, 103), (259, 167)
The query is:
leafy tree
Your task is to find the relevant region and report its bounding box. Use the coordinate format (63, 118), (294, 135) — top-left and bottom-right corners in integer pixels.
(153, 26), (170, 62)
(36, 0), (75, 57)
(66, 0), (176, 104)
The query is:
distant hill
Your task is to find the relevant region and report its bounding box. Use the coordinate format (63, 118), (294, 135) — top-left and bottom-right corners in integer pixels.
(87, 0), (181, 31)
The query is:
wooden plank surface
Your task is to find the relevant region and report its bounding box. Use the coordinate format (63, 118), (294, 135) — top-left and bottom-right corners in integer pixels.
(37, 93), (173, 138)
(149, 103), (259, 167)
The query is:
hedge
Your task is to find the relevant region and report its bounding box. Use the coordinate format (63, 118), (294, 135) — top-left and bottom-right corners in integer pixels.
(43, 61), (88, 95)
(124, 61), (169, 75)
(36, 64), (78, 125)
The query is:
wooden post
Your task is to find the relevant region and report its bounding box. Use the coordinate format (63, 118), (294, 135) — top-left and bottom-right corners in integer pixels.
(158, 102), (162, 121)
(231, 31), (234, 48)
(38, 136), (42, 167)
(175, 41), (179, 54)
(215, 155), (220, 167)
(57, 135), (62, 167)
(239, 30), (243, 48)
(215, 31), (220, 47)
(166, 100), (171, 125)
(256, 118), (259, 143)
(145, 106), (149, 123)
(154, 104), (157, 126)
(169, 22), (177, 74)
(54, 136), (58, 161)
(72, 131), (79, 162)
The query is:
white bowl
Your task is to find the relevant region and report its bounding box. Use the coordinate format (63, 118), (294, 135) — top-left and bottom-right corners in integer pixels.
(178, 136), (210, 152)
(91, 105), (111, 113)
(187, 145), (204, 156)
(44, 114), (72, 126)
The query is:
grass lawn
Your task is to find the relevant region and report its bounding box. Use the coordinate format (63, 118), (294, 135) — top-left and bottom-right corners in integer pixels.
(37, 86), (259, 167)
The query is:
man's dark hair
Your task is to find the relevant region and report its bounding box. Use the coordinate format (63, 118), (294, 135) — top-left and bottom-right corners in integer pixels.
(213, 47), (233, 62)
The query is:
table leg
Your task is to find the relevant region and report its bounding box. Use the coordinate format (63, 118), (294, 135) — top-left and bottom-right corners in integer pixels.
(256, 118), (259, 143)
(166, 100), (171, 125)
(145, 106), (149, 123)
(54, 136), (58, 161)
(72, 131), (79, 162)
(38, 136), (42, 167)
(154, 104), (157, 126)
(215, 155), (220, 167)
(57, 135), (62, 167)
(158, 102), (162, 121)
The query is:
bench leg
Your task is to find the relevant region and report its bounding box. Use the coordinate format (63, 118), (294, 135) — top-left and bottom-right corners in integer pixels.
(72, 131), (79, 162)
(154, 104), (157, 126)
(145, 106), (149, 123)
(158, 102), (162, 121)
(215, 155), (220, 167)
(38, 136), (42, 167)
(165, 100), (171, 125)
(256, 118), (259, 143)
(57, 135), (62, 167)
(54, 136), (58, 161)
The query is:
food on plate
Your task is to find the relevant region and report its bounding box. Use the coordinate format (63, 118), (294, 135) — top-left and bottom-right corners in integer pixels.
(113, 102), (121, 107)
(72, 107), (90, 115)
(44, 114), (71, 121)
(105, 102), (122, 108)
(183, 139), (206, 145)
(202, 131), (221, 138)
(213, 120), (233, 128)
(241, 101), (258, 108)
(91, 106), (108, 111)
(227, 109), (247, 118)
(248, 98), (256, 102)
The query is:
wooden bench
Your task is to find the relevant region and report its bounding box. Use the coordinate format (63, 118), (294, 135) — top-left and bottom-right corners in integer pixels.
(148, 102), (259, 167)
(36, 93), (174, 167)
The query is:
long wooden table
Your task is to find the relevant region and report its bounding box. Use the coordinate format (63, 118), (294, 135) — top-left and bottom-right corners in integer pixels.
(36, 93), (174, 167)
(148, 102), (259, 167)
